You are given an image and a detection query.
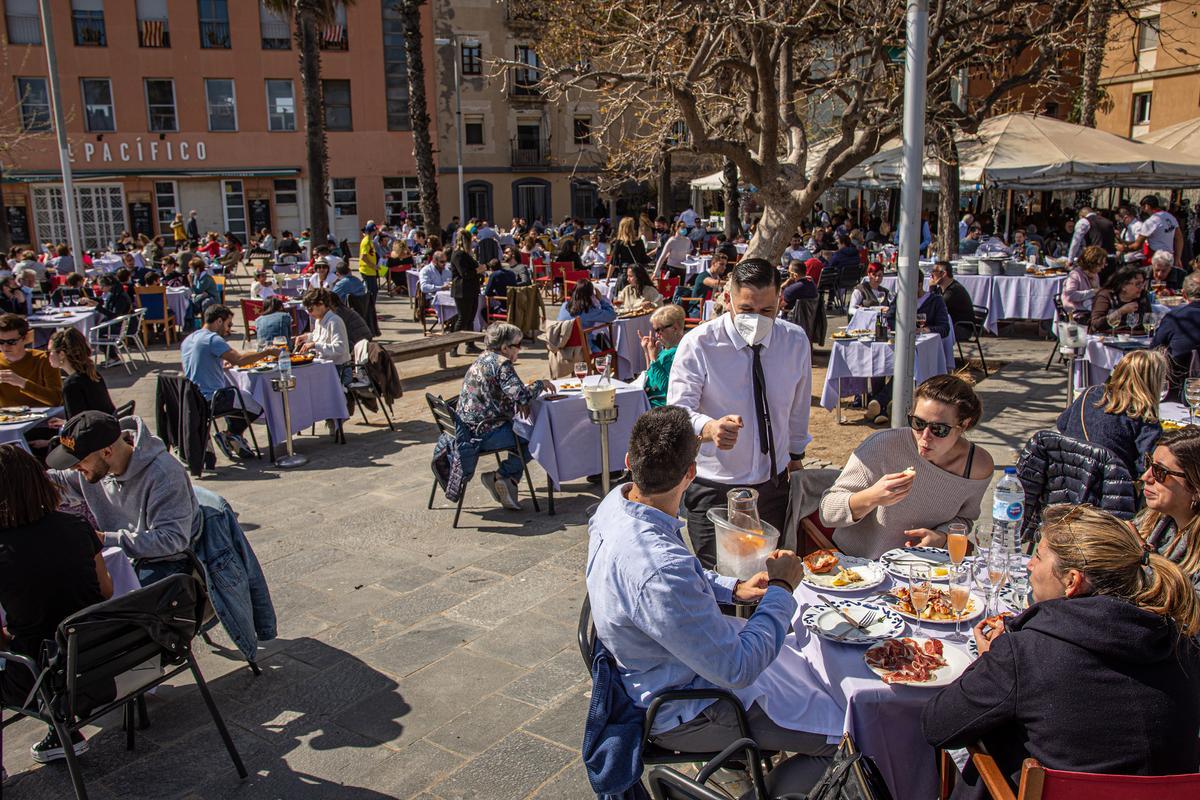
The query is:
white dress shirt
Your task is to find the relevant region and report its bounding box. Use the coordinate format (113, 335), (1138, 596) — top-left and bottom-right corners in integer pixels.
(419, 263), (452, 296)
(667, 314), (813, 484)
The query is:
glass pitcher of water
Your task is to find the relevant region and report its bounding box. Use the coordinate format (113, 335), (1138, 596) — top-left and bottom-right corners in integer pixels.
(726, 488), (762, 534)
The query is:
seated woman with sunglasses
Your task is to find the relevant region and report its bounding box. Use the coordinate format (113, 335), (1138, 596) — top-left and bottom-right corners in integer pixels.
(923, 505), (1200, 800)
(820, 374), (992, 559)
(1136, 427), (1200, 591)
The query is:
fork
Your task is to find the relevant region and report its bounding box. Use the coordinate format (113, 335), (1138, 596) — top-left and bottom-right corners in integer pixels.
(856, 610), (880, 630)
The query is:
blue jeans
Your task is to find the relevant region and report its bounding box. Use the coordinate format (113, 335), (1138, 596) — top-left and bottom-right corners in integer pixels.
(135, 555), (191, 587)
(457, 420), (530, 482)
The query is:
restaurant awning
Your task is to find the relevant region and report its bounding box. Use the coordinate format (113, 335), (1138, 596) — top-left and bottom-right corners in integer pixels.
(1136, 116), (1200, 159)
(2, 167), (302, 183)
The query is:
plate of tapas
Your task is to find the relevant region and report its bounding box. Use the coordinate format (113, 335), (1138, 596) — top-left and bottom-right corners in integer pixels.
(880, 546), (954, 582)
(864, 637), (971, 686)
(801, 550), (886, 592)
(886, 586), (985, 625)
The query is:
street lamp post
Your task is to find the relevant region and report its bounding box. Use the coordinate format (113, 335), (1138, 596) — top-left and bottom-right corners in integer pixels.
(433, 36), (466, 225)
(38, 0), (85, 272)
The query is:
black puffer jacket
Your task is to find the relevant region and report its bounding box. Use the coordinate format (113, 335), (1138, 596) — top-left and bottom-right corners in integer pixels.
(1016, 430), (1136, 541)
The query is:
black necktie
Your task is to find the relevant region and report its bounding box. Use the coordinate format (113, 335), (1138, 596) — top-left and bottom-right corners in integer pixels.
(750, 344), (778, 482)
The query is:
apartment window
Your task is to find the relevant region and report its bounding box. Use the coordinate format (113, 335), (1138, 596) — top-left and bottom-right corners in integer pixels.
(137, 0), (170, 47)
(464, 115), (484, 146)
(319, 2), (348, 51)
(205, 78), (237, 131)
(72, 0), (106, 47)
(81, 78), (115, 132)
(1137, 15), (1159, 52)
(274, 179), (298, 205)
(6, 0), (42, 45)
(322, 79), (352, 131)
(154, 181), (178, 234)
(144, 79), (177, 132)
(198, 0), (231, 49)
(1132, 92), (1152, 126)
(381, 5), (411, 130)
(573, 115), (592, 145)
(462, 41), (483, 76)
(383, 177), (421, 226)
(514, 45), (541, 96)
(223, 179), (247, 240)
(332, 178), (357, 216)
(16, 77), (51, 132)
(465, 181), (492, 222)
(264, 80), (296, 131)
(260, 2), (290, 49)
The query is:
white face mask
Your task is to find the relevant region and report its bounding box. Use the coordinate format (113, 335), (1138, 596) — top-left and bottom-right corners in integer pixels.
(733, 313), (772, 347)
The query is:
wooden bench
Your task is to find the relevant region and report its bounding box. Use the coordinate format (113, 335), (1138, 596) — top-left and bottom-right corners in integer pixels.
(386, 331), (484, 370)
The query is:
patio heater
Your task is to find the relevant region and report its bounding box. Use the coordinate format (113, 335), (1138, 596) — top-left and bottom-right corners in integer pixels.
(270, 359), (308, 468)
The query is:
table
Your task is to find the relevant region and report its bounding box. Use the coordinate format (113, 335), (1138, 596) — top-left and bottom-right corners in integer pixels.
(88, 255), (123, 275)
(513, 377), (650, 490)
(26, 308), (98, 347)
(229, 360), (348, 456)
(434, 290), (486, 331)
(0, 406), (63, 452)
(880, 274), (1064, 333)
(612, 314), (654, 380)
(821, 333), (948, 416)
(682, 255), (712, 279)
(0, 547), (139, 627)
(848, 307), (958, 372)
(166, 286), (191, 324)
(406, 269), (421, 298)
(595, 278), (618, 300)
(282, 277), (309, 295)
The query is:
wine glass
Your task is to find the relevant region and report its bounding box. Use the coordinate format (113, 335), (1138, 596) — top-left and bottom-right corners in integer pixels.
(1144, 312), (1159, 337)
(573, 361), (588, 384)
(1124, 311), (1140, 332)
(916, 312), (927, 332)
(946, 522), (969, 567)
(907, 565), (931, 637)
(947, 562), (973, 643)
(1187, 378), (1200, 425)
(984, 544), (1010, 616)
(594, 355), (612, 384)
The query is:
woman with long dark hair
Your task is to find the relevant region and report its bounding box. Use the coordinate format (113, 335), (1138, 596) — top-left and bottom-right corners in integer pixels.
(1136, 426), (1200, 591)
(614, 264), (663, 310)
(1090, 265), (1151, 333)
(556, 279), (616, 351)
(47, 327), (115, 419)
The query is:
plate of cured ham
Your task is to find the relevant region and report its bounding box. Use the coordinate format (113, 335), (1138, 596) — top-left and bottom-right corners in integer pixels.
(864, 637), (971, 687)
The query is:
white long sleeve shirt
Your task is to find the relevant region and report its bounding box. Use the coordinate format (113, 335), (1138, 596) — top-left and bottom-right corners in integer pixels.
(419, 263), (452, 296)
(655, 234), (693, 271)
(308, 311), (350, 365)
(667, 314), (813, 484)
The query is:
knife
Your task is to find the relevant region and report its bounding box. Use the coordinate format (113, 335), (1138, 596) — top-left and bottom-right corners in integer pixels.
(815, 593), (870, 633)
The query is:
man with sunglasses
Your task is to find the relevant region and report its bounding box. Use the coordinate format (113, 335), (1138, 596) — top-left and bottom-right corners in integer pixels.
(0, 313), (62, 409)
(639, 304), (686, 407)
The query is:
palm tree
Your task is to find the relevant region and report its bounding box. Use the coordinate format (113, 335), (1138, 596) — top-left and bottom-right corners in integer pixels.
(391, 0), (440, 235)
(263, 0), (352, 245)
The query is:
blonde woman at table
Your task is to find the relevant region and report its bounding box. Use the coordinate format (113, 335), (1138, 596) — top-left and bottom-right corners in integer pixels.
(0, 444), (113, 767)
(1136, 427), (1200, 592)
(923, 505), (1200, 800)
(820, 374), (992, 559)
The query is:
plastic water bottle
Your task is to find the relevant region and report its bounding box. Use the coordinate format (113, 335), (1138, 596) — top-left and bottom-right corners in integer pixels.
(991, 467), (1025, 551)
(278, 346), (292, 377)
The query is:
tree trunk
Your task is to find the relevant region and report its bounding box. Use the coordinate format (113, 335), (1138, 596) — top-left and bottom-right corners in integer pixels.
(743, 190), (807, 263)
(722, 159), (740, 239)
(1079, 0), (1109, 128)
(399, 0), (440, 234)
(297, 10), (330, 243)
(935, 128), (960, 261)
(657, 149), (673, 220)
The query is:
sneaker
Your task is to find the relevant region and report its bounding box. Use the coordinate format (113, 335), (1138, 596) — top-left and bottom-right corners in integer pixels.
(866, 399), (882, 419)
(31, 729), (88, 764)
(229, 434), (255, 459)
(494, 475), (522, 511)
(873, 414), (890, 425)
(213, 431), (235, 461)
(480, 471), (504, 506)
(203, 449), (217, 470)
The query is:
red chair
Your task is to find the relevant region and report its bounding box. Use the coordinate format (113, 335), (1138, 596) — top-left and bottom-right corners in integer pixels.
(562, 269), (590, 293)
(413, 291), (441, 335)
(563, 317), (617, 374)
(536, 261), (577, 301)
(49, 274), (70, 290)
(678, 286), (712, 328)
(942, 749), (1200, 800)
(656, 276), (680, 300)
(239, 299), (264, 346)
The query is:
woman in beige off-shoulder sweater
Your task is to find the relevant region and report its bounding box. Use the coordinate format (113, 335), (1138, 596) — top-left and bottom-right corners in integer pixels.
(820, 375), (994, 559)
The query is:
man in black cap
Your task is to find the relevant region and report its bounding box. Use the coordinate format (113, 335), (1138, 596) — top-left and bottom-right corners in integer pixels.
(47, 411), (200, 586)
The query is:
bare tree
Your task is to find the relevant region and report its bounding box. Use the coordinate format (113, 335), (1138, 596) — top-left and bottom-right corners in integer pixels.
(515, 0), (1092, 261)
(1078, 0), (1112, 127)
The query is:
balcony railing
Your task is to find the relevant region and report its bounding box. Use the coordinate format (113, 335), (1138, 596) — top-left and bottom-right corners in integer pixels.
(72, 13), (106, 46)
(511, 71), (543, 99)
(5, 13), (42, 44)
(261, 18), (290, 49)
(200, 20), (231, 49)
(511, 139), (551, 168)
(138, 18), (169, 48)
(319, 25), (348, 51)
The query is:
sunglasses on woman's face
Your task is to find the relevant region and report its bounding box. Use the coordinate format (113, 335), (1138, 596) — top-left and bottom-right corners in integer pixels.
(1147, 460), (1187, 483)
(908, 414), (959, 438)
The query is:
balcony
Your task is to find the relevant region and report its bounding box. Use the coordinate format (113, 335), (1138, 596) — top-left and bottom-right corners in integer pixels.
(5, 13), (41, 44)
(511, 139), (551, 168)
(200, 20), (231, 49)
(72, 12), (106, 46)
(511, 72), (544, 101)
(138, 18), (170, 48)
(319, 25), (348, 51)
(261, 18), (290, 49)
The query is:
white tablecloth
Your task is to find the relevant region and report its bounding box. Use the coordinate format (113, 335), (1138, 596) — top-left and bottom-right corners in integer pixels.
(88, 255), (123, 275)
(820, 333), (947, 410)
(1075, 334), (1156, 387)
(513, 377), (650, 489)
(595, 278), (618, 300)
(880, 274), (1063, 333)
(166, 286), (191, 323)
(0, 406), (63, 452)
(848, 307), (958, 371)
(0, 547), (139, 627)
(682, 255), (712, 279)
(406, 270), (421, 297)
(229, 361), (348, 445)
(612, 315), (654, 380)
(27, 308), (98, 347)
(434, 290), (486, 331)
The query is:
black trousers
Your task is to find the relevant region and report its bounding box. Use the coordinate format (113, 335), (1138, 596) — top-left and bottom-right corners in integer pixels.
(684, 472), (790, 571)
(453, 291), (480, 333)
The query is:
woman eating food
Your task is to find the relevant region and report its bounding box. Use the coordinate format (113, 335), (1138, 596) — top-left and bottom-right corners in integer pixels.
(1055, 349), (1164, 477)
(847, 262), (892, 316)
(923, 504), (1200, 800)
(1089, 265), (1150, 334)
(1136, 426), (1200, 591)
(820, 374), (993, 559)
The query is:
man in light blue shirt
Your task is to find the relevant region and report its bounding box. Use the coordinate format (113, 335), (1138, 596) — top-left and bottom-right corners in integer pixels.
(418, 251), (453, 301)
(586, 406), (834, 778)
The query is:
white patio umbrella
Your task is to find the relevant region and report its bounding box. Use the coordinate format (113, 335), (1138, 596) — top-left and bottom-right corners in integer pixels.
(1136, 116), (1200, 159)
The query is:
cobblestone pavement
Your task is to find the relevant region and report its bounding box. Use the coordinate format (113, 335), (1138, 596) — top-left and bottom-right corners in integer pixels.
(1, 296), (1068, 799)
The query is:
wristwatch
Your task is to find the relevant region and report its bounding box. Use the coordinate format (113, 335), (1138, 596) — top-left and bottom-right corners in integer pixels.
(767, 577), (795, 594)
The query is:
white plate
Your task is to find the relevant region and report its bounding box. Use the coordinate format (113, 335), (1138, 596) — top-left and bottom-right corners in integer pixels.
(889, 588), (986, 626)
(880, 547), (955, 582)
(864, 638), (972, 687)
(999, 581), (1030, 611)
(800, 599), (904, 645)
(802, 555), (886, 593)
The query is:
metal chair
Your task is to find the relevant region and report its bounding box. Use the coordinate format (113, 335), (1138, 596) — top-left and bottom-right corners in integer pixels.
(347, 342), (397, 432)
(207, 385), (263, 461)
(1044, 294), (1071, 370)
(88, 316), (136, 374)
(120, 309), (152, 366)
(426, 392), (539, 528)
(953, 304), (990, 375)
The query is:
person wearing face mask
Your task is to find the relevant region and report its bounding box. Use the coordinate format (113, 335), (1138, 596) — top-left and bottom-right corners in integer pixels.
(923, 504), (1200, 800)
(667, 258), (813, 569)
(820, 375), (993, 559)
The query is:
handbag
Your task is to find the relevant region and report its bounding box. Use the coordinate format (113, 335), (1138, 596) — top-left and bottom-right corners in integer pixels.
(803, 734), (894, 800)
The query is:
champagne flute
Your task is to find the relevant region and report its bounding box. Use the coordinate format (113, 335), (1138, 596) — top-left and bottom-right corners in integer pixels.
(946, 522), (969, 567)
(1187, 378), (1200, 425)
(985, 544), (1010, 616)
(948, 562), (973, 643)
(908, 565), (931, 637)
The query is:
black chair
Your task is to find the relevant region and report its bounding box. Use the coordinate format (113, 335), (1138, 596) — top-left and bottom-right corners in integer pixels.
(0, 574), (246, 800)
(426, 392), (539, 528)
(646, 738), (804, 800)
(347, 356), (397, 432)
(208, 385), (263, 460)
(1044, 294), (1071, 370)
(834, 263), (864, 314)
(816, 267), (841, 314)
(953, 305), (990, 376)
(114, 399), (136, 418)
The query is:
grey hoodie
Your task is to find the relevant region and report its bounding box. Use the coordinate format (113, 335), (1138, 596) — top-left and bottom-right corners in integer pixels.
(50, 416), (201, 559)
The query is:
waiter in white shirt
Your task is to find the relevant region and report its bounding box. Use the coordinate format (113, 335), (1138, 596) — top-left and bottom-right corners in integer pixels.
(1121, 195), (1184, 265)
(667, 258), (812, 569)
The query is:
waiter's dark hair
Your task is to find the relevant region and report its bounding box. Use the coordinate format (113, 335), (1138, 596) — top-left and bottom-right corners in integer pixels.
(730, 258), (781, 291)
(0, 444), (60, 528)
(627, 406), (699, 494)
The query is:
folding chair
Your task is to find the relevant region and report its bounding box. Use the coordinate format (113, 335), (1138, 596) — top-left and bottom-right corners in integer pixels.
(347, 341), (397, 431)
(134, 285), (176, 346)
(1044, 294), (1071, 370)
(656, 276), (681, 301)
(954, 304), (990, 375)
(564, 317), (617, 375)
(212, 275), (227, 305)
(413, 291), (441, 335)
(426, 393), (539, 528)
(207, 384), (263, 461)
(0, 574), (247, 800)
(120, 310), (152, 365)
(88, 316), (136, 374)
(240, 298), (264, 346)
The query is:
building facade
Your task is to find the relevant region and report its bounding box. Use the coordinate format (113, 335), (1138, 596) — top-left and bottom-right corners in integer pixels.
(1095, 1), (1200, 138)
(1, 0), (435, 250)
(430, 0), (609, 228)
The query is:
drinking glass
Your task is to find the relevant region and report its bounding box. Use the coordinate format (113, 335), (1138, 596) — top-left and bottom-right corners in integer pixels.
(948, 562), (973, 643)
(594, 355), (612, 383)
(984, 544), (1010, 616)
(1124, 312), (1140, 331)
(946, 522), (969, 566)
(1187, 379), (1200, 425)
(916, 312), (927, 331)
(907, 565), (931, 637)
(573, 361), (588, 382)
(272, 336), (288, 353)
